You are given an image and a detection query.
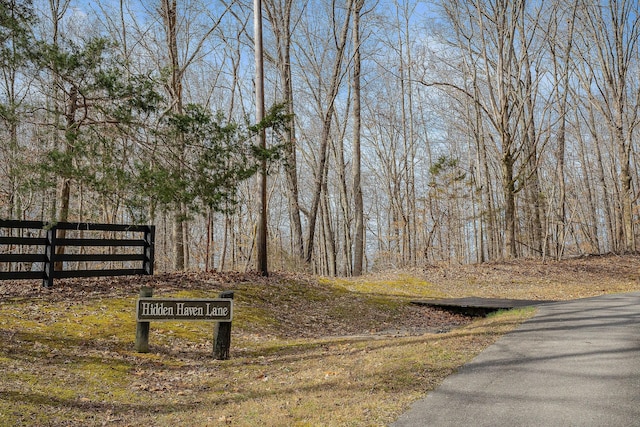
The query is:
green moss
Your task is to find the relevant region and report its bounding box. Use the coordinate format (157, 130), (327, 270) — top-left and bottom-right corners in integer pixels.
(318, 276), (347, 286)
(5, 370), (78, 402)
(234, 306), (279, 330)
(168, 289), (219, 299)
(365, 294), (404, 310)
(320, 274), (446, 299)
(151, 321), (212, 343)
(0, 401), (54, 426)
(74, 360), (138, 402)
(2, 298), (137, 345)
(0, 272), (540, 427)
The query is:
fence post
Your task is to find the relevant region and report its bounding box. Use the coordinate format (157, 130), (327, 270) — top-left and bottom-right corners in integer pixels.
(213, 290), (234, 360)
(135, 287), (153, 353)
(143, 226), (155, 275)
(43, 225), (57, 288)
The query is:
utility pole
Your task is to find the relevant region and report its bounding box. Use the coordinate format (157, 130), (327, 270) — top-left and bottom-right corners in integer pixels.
(254, 0), (268, 276)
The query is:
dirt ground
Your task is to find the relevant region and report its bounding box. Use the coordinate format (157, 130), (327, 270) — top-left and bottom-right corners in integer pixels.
(421, 253), (640, 300)
(2, 253), (638, 340)
(0, 270), (472, 340)
(2, 254), (639, 426)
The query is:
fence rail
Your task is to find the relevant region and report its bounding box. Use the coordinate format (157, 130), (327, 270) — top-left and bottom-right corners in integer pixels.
(0, 220), (155, 287)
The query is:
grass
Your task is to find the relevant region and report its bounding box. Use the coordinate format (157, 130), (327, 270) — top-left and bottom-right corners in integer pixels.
(324, 274), (446, 300)
(0, 279), (527, 426)
(2, 256), (638, 426)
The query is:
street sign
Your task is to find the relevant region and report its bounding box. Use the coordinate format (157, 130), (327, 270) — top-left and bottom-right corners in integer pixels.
(136, 298), (233, 322)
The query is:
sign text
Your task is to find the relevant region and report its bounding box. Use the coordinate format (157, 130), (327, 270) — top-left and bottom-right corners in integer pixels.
(136, 298), (233, 322)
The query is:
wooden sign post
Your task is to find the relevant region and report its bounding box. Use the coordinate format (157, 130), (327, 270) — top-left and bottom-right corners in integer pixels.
(213, 290), (235, 360)
(135, 289), (234, 360)
(135, 287), (153, 353)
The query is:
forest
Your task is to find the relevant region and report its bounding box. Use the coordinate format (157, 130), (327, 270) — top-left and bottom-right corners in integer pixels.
(1, 0), (639, 276)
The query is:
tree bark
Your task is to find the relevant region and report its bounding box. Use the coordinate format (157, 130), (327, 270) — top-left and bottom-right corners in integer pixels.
(352, 0), (364, 276)
(254, 0), (268, 276)
(264, 0), (305, 267)
(160, 0), (186, 270)
(304, 0), (354, 264)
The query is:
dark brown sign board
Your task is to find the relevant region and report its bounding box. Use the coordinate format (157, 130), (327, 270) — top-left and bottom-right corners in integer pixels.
(136, 298), (233, 322)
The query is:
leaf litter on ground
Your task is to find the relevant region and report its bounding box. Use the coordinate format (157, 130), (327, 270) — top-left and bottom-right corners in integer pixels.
(1, 254), (639, 426)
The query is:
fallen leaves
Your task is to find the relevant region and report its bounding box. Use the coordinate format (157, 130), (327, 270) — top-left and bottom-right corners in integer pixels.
(1, 255), (639, 426)
(421, 254), (640, 300)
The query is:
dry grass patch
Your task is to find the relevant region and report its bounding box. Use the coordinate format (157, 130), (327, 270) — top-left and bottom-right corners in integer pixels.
(419, 254), (640, 300)
(322, 274), (446, 300)
(2, 255), (638, 426)
(0, 300), (530, 426)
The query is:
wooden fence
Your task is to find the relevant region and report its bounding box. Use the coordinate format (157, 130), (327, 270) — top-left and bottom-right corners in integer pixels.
(0, 220), (154, 287)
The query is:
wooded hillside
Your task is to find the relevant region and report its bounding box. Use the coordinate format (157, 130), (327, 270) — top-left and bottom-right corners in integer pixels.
(1, 0), (638, 275)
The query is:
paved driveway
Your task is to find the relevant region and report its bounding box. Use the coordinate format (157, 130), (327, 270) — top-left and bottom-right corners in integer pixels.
(391, 292), (640, 427)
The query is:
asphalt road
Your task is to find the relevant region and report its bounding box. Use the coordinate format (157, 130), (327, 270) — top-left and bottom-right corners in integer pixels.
(391, 292), (640, 427)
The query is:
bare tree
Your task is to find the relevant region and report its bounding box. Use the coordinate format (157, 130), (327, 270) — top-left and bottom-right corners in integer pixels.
(574, 0), (640, 252)
(302, 0), (354, 267)
(263, 0), (305, 267)
(351, 0), (364, 275)
(546, 0), (578, 258)
(436, 0), (547, 259)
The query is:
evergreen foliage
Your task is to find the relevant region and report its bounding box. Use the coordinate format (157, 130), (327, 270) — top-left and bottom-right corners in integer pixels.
(138, 103), (289, 217)
(13, 18), (289, 223)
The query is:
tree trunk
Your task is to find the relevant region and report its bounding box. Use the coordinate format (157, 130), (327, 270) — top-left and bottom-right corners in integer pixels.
(304, 0), (354, 264)
(617, 129), (634, 252)
(254, 0), (268, 276)
(503, 149), (517, 259)
(55, 83), (79, 269)
(160, 0), (186, 271)
(574, 111), (600, 253)
(352, 0), (364, 276)
(332, 114), (353, 275)
(550, 0), (576, 259)
(264, 0), (305, 267)
(320, 187), (337, 276)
